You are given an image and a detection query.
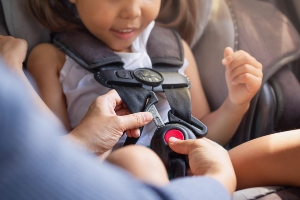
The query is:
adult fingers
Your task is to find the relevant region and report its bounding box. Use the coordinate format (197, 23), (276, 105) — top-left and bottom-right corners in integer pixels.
(115, 108), (131, 116)
(118, 112), (153, 131)
(104, 89), (124, 107)
(125, 128), (141, 138)
(168, 137), (204, 155)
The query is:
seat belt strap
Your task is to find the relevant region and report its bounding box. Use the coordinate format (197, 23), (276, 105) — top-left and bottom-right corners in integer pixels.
(113, 85), (151, 145)
(164, 87), (191, 124)
(170, 156), (187, 178)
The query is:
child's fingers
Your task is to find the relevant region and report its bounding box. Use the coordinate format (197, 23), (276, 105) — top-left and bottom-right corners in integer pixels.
(223, 50), (262, 70)
(222, 47), (239, 66)
(223, 50), (248, 67)
(231, 73), (262, 92)
(228, 54), (262, 72)
(223, 47), (234, 58)
(229, 64), (263, 84)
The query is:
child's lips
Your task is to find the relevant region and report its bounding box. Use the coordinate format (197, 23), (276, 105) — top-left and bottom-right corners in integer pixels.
(112, 28), (136, 40)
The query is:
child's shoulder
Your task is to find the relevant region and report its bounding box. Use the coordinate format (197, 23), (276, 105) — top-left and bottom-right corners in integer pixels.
(27, 43), (66, 72)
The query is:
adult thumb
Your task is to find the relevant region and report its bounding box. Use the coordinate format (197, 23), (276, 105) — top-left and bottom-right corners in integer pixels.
(119, 112), (153, 131)
(168, 137), (195, 155)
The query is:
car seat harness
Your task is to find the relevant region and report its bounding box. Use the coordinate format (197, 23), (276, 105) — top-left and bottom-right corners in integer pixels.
(54, 26), (208, 178)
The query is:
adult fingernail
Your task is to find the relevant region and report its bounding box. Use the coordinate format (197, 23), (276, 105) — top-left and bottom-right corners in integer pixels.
(144, 112), (153, 122)
(136, 129), (140, 137)
(168, 137), (179, 144)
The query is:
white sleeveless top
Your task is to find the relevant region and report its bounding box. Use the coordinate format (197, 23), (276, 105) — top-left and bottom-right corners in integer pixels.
(59, 21), (188, 149)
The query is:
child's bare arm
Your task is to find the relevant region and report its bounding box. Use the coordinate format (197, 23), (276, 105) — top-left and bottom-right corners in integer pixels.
(184, 42), (263, 145)
(229, 129), (300, 190)
(27, 43), (71, 131)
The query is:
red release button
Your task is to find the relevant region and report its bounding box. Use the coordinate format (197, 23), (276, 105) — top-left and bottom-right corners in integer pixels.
(164, 129), (184, 143)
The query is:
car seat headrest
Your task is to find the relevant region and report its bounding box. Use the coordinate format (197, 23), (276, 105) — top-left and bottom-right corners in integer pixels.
(1, 0), (50, 54)
(157, 0), (212, 48)
(232, 0), (300, 81)
(190, 0), (213, 47)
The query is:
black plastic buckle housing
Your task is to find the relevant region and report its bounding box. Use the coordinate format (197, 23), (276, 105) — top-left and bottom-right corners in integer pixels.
(94, 68), (190, 92)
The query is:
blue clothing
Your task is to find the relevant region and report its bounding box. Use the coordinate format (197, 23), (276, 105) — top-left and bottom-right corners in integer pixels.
(0, 62), (230, 200)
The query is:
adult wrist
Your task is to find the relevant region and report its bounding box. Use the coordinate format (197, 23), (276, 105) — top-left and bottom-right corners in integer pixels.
(67, 128), (108, 156)
(205, 168), (237, 195)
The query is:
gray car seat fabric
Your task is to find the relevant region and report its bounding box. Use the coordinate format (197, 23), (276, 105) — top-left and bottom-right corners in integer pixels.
(192, 0), (300, 148)
(1, 0), (300, 199)
(233, 186), (300, 200)
(229, 0), (300, 145)
(190, 0), (300, 198)
(0, 0), (50, 54)
(0, 2), (8, 35)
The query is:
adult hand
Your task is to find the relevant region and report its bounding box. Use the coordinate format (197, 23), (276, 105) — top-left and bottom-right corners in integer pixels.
(0, 35), (28, 71)
(69, 90), (153, 156)
(168, 137), (236, 194)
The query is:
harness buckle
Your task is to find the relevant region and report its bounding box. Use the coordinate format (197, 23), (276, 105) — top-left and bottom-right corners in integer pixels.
(94, 68), (190, 92)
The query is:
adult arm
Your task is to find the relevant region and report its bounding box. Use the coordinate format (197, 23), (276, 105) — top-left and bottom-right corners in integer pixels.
(0, 35), (60, 124)
(0, 35), (148, 155)
(0, 63), (231, 200)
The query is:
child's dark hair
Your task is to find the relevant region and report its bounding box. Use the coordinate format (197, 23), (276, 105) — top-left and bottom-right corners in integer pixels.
(27, 0), (199, 45)
(157, 0), (200, 45)
(27, 0), (84, 32)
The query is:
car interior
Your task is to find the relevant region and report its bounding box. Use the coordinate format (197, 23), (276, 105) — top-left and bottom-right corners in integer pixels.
(1, 0), (300, 199)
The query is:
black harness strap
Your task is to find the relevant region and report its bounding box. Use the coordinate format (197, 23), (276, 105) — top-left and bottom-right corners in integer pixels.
(113, 86), (150, 114)
(164, 87), (194, 177)
(113, 85), (151, 145)
(53, 30), (124, 72)
(170, 157), (186, 178)
(164, 87), (191, 124)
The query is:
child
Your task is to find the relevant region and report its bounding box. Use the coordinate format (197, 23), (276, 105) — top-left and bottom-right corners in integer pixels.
(26, 0), (260, 149)
(26, 0), (300, 190)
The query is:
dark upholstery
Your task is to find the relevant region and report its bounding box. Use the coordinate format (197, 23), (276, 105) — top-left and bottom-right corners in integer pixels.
(192, 0), (300, 147)
(190, 0), (300, 199)
(0, 0), (50, 54)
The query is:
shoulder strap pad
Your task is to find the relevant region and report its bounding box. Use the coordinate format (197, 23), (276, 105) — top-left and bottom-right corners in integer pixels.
(53, 30), (123, 73)
(53, 25), (184, 72)
(147, 26), (184, 71)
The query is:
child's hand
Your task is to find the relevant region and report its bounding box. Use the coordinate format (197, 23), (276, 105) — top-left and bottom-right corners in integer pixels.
(0, 35), (28, 71)
(222, 47), (263, 107)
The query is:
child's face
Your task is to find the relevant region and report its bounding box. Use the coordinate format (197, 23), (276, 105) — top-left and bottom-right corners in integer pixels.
(69, 0), (161, 52)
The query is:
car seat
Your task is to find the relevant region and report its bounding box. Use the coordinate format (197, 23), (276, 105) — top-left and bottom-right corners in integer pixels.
(1, 0), (300, 199)
(185, 0), (300, 199)
(0, 0), (50, 56)
(188, 0), (300, 148)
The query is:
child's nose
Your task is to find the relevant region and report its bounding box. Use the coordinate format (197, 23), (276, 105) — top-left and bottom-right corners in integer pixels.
(119, 0), (141, 19)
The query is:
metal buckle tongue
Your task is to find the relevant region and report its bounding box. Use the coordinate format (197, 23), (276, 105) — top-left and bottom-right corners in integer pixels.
(143, 91), (165, 128)
(148, 105), (165, 128)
